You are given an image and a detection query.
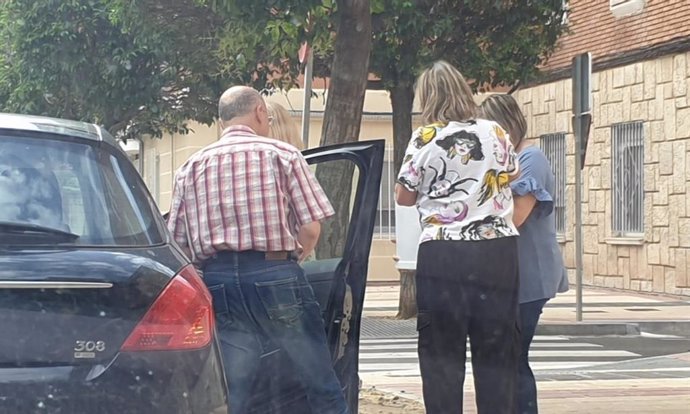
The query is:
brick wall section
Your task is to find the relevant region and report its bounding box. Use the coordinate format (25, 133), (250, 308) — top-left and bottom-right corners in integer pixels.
(514, 51), (690, 296)
(544, 0), (690, 72)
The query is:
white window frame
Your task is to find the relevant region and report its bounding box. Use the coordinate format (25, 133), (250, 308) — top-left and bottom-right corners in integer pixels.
(610, 0), (645, 18)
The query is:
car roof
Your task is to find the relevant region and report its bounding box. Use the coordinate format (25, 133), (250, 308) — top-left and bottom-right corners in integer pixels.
(0, 113), (118, 145)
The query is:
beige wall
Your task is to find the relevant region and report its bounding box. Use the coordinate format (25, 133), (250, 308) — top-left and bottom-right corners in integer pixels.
(513, 51), (690, 296)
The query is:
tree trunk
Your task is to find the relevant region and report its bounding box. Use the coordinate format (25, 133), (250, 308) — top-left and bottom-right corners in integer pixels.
(315, 0), (372, 259)
(389, 82), (414, 175)
(396, 269), (417, 319)
(318, 0), (372, 148)
(389, 82), (417, 319)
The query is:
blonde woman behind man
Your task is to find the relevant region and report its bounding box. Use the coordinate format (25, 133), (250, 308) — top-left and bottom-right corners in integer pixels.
(267, 101), (304, 150)
(266, 101), (316, 263)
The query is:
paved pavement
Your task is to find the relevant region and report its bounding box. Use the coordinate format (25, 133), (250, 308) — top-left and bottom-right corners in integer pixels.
(363, 284), (690, 326)
(359, 284), (690, 413)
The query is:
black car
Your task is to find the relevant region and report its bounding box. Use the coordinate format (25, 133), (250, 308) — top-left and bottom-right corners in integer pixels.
(0, 114), (227, 413)
(0, 113), (384, 414)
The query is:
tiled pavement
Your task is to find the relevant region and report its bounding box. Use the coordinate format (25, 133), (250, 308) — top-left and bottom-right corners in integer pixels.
(362, 284), (690, 323)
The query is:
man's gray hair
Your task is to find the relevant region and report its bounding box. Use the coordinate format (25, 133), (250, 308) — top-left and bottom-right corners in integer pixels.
(218, 86), (263, 122)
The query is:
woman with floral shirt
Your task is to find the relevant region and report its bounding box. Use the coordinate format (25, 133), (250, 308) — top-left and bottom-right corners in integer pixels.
(395, 61), (521, 414)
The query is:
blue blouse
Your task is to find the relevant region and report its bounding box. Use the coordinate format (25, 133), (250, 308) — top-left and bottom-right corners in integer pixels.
(511, 146), (569, 304)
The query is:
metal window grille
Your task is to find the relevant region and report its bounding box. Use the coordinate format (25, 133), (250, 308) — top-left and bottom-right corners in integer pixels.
(540, 133), (567, 234)
(612, 121), (644, 235)
(374, 148), (396, 240)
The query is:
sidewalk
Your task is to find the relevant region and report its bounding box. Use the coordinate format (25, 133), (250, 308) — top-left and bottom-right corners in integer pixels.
(360, 284), (690, 413)
(363, 284), (690, 335)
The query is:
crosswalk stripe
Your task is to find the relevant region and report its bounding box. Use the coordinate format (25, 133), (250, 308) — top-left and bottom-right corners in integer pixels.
(360, 335), (570, 344)
(359, 349), (637, 359)
(359, 342), (604, 351)
(359, 361), (615, 373)
(358, 336), (642, 376)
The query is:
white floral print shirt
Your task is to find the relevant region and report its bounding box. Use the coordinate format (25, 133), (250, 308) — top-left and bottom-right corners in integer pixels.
(397, 119), (520, 244)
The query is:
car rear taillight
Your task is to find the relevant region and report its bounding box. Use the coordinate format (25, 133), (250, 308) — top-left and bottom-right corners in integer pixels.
(121, 265), (214, 351)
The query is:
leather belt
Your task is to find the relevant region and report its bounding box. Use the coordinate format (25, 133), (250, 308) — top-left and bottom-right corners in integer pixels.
(264, 251), (294, 261)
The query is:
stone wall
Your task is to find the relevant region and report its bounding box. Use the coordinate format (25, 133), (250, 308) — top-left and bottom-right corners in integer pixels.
(514, 51), (690, 296)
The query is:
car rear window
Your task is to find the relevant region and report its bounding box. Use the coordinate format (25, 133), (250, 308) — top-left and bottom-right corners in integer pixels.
(0, 133), (165, 246)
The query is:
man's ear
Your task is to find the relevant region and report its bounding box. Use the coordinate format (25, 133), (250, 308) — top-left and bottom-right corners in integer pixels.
(255, 104), (266, 122)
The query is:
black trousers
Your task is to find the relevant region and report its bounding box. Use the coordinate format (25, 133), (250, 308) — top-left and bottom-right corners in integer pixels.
(416, 238), (520, 414)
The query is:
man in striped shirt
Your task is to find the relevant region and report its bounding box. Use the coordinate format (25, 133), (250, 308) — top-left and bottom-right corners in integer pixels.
(167, 86), (348, 414)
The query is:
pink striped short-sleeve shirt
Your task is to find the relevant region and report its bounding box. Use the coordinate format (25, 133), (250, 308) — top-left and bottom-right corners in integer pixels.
(167, 125), (334, 262)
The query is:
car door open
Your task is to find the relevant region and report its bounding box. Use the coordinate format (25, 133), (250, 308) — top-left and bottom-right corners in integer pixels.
(246, 139), (384, 413)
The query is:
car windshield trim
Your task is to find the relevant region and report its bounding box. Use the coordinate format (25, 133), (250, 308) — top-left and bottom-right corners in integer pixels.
(0, 221), (80, 240)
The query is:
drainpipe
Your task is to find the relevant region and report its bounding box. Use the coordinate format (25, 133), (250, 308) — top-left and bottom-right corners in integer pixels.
(135, 137), (144, 174)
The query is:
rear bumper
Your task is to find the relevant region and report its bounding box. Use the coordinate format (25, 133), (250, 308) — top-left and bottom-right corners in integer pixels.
(0, 343), (227, 414)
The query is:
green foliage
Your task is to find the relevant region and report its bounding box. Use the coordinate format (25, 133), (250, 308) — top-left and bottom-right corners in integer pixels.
(203, 0), (336, 92)
(0, 0), (567, 140)
(370, 0), (569, 91)
(0, 0), (229, 139)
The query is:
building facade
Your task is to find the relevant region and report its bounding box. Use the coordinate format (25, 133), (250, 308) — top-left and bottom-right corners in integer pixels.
(512, 0), (690, 295)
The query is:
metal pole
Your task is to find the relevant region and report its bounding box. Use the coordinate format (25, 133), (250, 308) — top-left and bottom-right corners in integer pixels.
(301, 49), (313, 149)
(574, 116), (583, 322)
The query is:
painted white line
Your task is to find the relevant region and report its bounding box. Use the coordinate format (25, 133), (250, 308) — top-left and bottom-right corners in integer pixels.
(358, 361), (616, 373)
(360, 335), (570, 344)
(359, 350), (637, 360)
(360, 342), (604, 351)
(640, 332), (682, 339)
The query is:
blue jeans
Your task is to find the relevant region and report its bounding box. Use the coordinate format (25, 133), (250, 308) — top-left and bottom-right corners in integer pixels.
(517, 299), (549, 414)
(202, 251), (349, 414)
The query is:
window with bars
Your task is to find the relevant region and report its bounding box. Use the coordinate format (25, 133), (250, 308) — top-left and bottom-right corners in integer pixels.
(612, 121), (644, 236)
(540, 133), (567, 234)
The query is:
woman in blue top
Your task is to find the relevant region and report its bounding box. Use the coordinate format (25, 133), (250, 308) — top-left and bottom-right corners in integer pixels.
(481, 94), (569, 414)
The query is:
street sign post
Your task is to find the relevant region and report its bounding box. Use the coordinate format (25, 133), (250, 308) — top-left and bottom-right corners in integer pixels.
(299, 42), (313, 149)
(572, 52), (592, 322)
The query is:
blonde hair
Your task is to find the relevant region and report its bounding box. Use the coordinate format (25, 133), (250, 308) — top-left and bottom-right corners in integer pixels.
(415, 60), (478, 125)
(480, 94), (528, 148)
(267, 102), (303, 150)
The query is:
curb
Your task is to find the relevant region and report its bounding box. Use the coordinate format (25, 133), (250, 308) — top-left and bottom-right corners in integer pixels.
(536, 322), (640, 336)
(537, 320), (690, 337)
(361, 316), (690, 338)
(637, 320), (690, 337)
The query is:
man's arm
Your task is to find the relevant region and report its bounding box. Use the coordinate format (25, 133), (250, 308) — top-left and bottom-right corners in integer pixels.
(286, 153), (335, 260)
(296, 221), (321, 261)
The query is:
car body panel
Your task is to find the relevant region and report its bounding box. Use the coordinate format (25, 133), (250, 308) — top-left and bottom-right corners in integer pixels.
(0, 116), (227, 413)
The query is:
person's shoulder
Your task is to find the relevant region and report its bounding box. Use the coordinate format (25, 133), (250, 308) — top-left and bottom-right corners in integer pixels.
(262, 136), (302, 155)
(411, 122), (450, 149)
(519, 145), (547, 162)
(518, 145), (551, 172)
(473, 118), (506, 136)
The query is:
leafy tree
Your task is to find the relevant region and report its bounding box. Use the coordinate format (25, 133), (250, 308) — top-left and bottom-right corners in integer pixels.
(0, 0), (228, 139)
